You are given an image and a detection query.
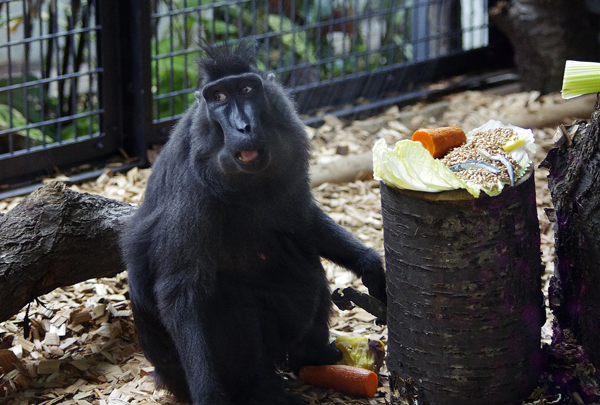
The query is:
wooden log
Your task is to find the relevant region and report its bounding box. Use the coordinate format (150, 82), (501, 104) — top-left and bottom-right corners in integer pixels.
(310, 151), (373, 188)
(380, 170), (545, 405)
(0, 181), (133, 323)
(540, 95), (600, 368)
(507, 94), (597, 129)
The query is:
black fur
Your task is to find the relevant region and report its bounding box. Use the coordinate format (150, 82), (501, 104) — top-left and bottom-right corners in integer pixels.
(121, 41), (386, 405)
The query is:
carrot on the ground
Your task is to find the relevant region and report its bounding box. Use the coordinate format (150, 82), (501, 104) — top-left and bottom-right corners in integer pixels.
(412, 126), (466, 158)
(299, 364), (378, 397)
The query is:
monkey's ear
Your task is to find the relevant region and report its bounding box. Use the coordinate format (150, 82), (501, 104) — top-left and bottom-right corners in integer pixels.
(267, 73), (275, 81)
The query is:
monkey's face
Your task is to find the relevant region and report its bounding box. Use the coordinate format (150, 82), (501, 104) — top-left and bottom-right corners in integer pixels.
(199, 73), (272, 175)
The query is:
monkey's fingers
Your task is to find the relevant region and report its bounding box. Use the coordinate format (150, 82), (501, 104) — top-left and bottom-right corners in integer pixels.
(331, 287), (387, 325)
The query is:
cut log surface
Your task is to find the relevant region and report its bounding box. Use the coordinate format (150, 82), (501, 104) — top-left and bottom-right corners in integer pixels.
(541, 95), (600, 367)
(381, 170), (545, 405)
(0, 181), (134, 323)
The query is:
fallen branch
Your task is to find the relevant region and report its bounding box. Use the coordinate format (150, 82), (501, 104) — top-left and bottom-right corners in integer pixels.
(506, 94), (596, 129)
(0, 177), (382, 323)
(0, 181), (134, 323)
(310, 151), (373, 188)
(2, 166), (382, 322)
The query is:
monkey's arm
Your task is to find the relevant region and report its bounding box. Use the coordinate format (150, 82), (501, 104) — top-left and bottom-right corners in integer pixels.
(311, 206), (387, 305)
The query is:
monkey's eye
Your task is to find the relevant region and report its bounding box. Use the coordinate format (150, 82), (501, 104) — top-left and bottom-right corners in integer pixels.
(212, 92), (228, 102)
(239, 86), (254, 95)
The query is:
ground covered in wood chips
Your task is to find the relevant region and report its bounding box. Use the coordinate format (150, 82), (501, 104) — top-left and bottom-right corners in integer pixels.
(0, 85), (589, 405)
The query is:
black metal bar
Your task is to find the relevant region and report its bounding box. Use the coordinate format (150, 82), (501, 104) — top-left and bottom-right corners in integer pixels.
(168, 2), (175, 118)
(301, 69), (519, 127)
(0, 26), (101, 49)
(0, 69), (104, 93)
(53, 3), (62, 144)
(37, 0), (47, 149)
(151, 0), (239, 18)
(182, 0), (190, 111)
(4, 2), (14, 153)
(98, 0), (152, 162)
(153, 87), (197, 99)
(96, 0), (121, 161)
(412, 0), (430, 62)
(124, 0), (153, 161)
(86, 0), (95, 140)
(0, 110), (105, 137)
(0, 136), (117, 187)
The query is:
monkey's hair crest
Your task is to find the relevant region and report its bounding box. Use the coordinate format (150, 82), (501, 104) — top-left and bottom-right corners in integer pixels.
(197, 41), (259, 86)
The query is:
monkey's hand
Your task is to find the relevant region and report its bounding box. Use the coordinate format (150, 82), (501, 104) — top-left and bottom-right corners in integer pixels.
(357, 249), (387, 307)
(311, 206), (387, 306)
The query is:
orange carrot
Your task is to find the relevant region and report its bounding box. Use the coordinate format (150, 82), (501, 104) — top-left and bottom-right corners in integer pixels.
(299, 365), (378, 397)
(412, 126), (466, 158)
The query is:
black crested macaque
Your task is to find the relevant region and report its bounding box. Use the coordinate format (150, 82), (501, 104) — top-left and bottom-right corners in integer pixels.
(121, 41), (386, 405)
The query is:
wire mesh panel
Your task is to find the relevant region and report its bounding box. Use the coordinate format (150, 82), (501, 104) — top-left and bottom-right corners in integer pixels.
(150, 0), (491, 134)
(0, 0), (500, 190)
(0, 0), (103, 154)
(0, 0), (112, 187)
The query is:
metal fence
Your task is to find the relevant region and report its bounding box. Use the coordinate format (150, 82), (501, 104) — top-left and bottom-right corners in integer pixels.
(150, 0), (500, 139)
(0, 0), (510, 193)
(0, 0), (151, 192)
(0, 0), (106, 187)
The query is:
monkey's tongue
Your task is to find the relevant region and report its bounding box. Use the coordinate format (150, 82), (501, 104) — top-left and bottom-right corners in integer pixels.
(239, 150), (259, 162)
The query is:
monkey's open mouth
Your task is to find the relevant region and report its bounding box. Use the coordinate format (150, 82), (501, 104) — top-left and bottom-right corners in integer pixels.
(236, 150), (259, 162)
(229, 149), (269, 174)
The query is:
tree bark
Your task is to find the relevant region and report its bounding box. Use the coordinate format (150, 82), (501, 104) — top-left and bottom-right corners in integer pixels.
(540, 95), (600, 369)
(380, 170), (545, 405)
(490, 0), (599, 94)
(0, 181), (134, 323)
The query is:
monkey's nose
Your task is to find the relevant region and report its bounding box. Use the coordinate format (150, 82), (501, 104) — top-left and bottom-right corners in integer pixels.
(237, 124), (252, 134)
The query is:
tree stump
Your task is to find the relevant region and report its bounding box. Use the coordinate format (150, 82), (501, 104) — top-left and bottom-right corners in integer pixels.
(541, 95), (600, 368)
(381, 170), (545, 405)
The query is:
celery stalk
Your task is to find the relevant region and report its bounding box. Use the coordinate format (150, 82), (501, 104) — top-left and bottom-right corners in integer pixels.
(561, 60), (600, 99)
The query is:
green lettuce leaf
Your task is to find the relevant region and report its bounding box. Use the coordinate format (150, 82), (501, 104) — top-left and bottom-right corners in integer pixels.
(373, 139), (474, 194)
